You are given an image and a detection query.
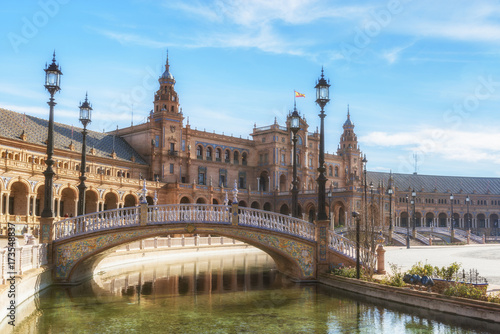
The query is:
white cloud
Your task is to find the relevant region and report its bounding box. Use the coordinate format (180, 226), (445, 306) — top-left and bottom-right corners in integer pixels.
(361, 126), (500, 165)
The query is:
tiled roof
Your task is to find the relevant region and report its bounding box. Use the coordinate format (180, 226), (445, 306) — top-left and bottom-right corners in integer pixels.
(0, 108), (147, 165)
(367, 171), (500, 195)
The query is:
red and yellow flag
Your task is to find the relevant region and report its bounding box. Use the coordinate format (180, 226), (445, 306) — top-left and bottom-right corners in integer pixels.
(294, 90), (305, 98)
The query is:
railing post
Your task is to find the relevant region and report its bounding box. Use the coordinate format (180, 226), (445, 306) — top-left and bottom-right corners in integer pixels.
(231, 203), (239, 226)
(315, 218), (330, 278)
(139, 203), (148, 226)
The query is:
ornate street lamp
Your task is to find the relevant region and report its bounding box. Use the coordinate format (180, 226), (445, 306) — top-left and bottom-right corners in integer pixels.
(466, 195), (470, 231)
(352, 211), (361, 279)
(41, 52), (62, 218)
(327, 190), (332, 220)
(406, 194), (410, 249)
(450, 193), (454, 233)
(387, 173), (394, 233)
(315, 68), (330, 221)
(412, 189), (416, 235)
(290, 105), (301, 218)
(370, 181), (374, 232)
(77, 93), (92, 216)
(362, 155), (368, 239)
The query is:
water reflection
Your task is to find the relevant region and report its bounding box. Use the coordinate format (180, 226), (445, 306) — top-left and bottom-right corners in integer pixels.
(11, 250), (500, 334)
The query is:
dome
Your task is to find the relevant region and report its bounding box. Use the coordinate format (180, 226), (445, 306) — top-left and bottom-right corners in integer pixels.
(161, 69), (174, 80)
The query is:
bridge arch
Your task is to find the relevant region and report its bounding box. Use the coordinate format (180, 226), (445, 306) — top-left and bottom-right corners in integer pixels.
(52, 205), (317, 284)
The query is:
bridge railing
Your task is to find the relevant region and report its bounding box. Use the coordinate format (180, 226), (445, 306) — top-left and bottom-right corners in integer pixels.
(393, 226), (429, 245)
(238, 208), (315, 241)
(327, 231), (376, 269)
(453, 228), (484, 243)
(53, 207), (140, 240)
(148, 204), (231, 224)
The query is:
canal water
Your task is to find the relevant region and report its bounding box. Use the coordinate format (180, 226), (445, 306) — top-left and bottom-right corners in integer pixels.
(12, 250), (500, 333)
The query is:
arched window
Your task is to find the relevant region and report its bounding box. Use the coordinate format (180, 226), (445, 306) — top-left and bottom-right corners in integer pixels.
(206, 147), (213, 161)
(196, 145), (203, 159)
(215, 148), (222, 161)
(242, 152), (248, 166)
(328, 166), (333, 176)
(335, 166), (339, 177)
(234, 151), (239, 165)
(225, 150), (230, 163)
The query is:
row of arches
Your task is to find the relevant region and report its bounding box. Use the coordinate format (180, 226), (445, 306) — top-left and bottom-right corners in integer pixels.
(397, 212), (499, 229)
(178, 196), (272, 211)
(1, 180), (139, 219)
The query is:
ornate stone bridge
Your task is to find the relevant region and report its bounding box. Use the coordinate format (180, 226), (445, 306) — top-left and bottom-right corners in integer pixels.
(47, 203), (376, 283)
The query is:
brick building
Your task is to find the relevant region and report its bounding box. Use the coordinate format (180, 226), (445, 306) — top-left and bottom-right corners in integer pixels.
(0, 58), (498, 238)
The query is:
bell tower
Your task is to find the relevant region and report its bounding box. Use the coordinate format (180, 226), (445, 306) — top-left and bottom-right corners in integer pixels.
(148, 53), (184, 182)
(152, 53), (181, 118)
(338, 106), (361, 185)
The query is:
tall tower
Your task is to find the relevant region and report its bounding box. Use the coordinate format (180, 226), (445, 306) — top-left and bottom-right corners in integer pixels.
(149, 54), (184, 182)
(337, 107), (361, 185)
(152, 53), (181, 117)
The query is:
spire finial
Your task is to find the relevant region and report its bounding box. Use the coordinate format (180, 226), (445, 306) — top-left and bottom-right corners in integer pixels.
(347, 104), (350, 118)
(52, 50), (56, 62)
(165, 49), (170, 71)
(321, 66), (324, 78)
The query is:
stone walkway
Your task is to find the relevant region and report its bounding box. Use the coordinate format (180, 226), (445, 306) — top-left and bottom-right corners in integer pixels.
(384, 244), (500, 293)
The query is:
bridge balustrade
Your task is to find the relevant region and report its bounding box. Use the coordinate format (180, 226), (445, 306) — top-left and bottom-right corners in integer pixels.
(148, 204), (231, 224)
(238, 208), (315, 241)
(53, 207), (140, 240)
(328, 230), (376, 269)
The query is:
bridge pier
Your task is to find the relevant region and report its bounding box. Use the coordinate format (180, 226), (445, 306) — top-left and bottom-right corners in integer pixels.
(39, 216), (54, 264)
(315, 219), (330, 277)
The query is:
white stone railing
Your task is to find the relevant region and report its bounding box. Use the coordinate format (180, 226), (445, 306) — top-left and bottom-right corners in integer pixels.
(53, 207), (140, 240)
(148, 204), (231, 224)
(0, 244), (47, 284)
(453, 229), (484, 243)
(328, 231), (376, 270)
(393, 226), (429, 245)
(390, 232), (407, 245)
(53, 204), (315, 242)
(238, 208), (315, 241)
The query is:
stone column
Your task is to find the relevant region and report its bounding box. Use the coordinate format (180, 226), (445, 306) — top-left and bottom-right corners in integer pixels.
(315, 219), (329, 277)
(38, 216), (54, 264)
(376, 244), (386, 274)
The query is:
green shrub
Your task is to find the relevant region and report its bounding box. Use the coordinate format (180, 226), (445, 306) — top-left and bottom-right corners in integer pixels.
(407, 261), (436, 277)
(436, 262), (461, 281)
(331, 265), (359, 279)
(381, 263), (405, 287)
(443, 283), (487, 301)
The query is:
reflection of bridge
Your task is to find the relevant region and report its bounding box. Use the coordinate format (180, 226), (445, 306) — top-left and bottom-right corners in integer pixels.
(48, 204), (376, 283)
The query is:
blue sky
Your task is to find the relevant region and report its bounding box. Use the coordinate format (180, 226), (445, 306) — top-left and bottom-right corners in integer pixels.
(2, 0), (500, 177)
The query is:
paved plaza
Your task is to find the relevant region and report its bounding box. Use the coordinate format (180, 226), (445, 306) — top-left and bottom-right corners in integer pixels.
(385, 244), (500, 292)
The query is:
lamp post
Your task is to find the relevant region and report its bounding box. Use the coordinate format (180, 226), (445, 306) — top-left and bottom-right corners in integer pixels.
(450, 193), (454, 235)
(315, 68), (330, 221)
(41, 52), (62, 218)
(352, 211), (360, 279)
(411, 189), (416, 236)
(362, 155), (368, 241)
(406, 194), (410, 249)
(387, 174), (393, 236)
(77, 94), (92, 216)
(466, 195), (470, 231)
(290, 106), (300, 218)
(370, 181), (374, 232)
(327, 189), (332, 220)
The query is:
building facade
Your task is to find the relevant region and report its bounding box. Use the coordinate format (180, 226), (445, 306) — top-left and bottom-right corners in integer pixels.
(0, 58), (498, 238)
